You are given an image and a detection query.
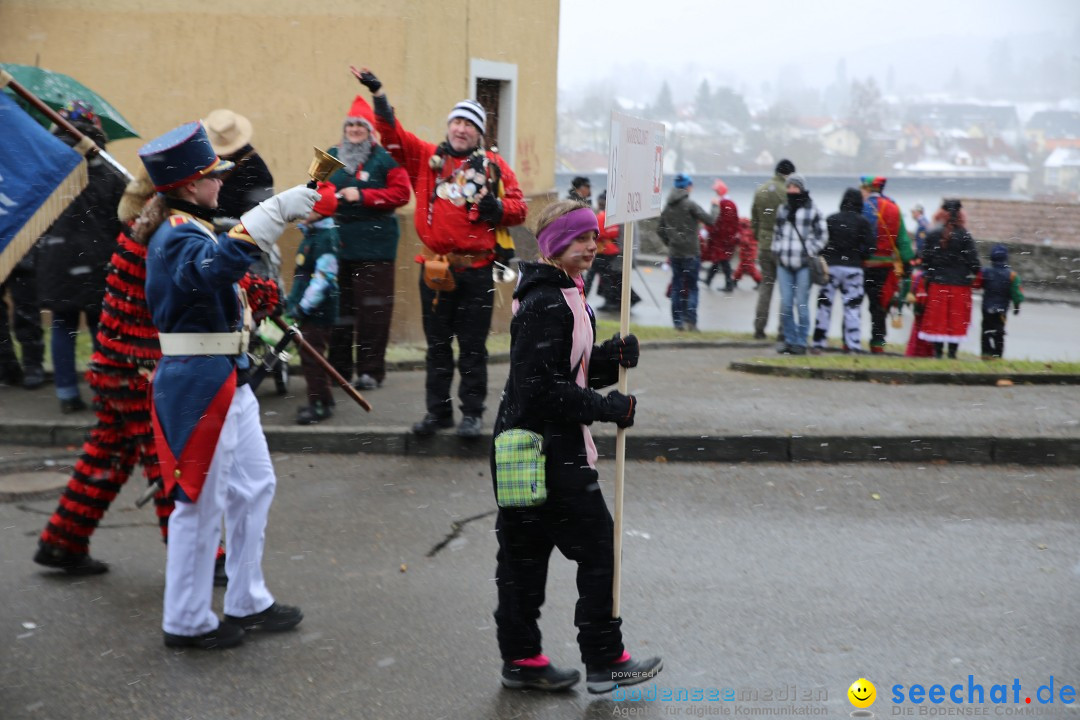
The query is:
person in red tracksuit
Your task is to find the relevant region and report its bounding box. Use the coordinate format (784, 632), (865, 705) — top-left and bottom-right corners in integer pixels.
(701, 180), (739, 292)
(732, 217), (762, 287)
(353, 65), (528, 439)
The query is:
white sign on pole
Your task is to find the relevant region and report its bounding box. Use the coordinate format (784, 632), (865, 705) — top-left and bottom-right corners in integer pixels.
(605, 110), (666, 226)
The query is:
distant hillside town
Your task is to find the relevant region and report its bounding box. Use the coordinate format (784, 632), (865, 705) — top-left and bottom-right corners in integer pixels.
(559, 79), (1080, 201)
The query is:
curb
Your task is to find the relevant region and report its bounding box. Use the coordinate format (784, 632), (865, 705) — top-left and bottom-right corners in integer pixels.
(2, 423), (1077, 467)
(729, 361), (1080, 385)
(262, 339), (772, 376)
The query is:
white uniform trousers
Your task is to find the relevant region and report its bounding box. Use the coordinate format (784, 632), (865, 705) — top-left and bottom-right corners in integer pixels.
(162, 384), (276, 636)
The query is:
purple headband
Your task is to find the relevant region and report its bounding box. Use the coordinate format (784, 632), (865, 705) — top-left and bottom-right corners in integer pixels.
(536, 207), (598, 258)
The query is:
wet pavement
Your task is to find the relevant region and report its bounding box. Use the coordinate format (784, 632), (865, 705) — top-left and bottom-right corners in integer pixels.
(2, 455), (1077, 719)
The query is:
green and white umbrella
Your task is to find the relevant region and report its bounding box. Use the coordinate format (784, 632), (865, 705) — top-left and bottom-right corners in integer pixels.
(0, 62), (139, 140)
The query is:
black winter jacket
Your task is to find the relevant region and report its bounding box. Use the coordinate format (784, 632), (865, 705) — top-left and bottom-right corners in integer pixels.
(822, 189), (875, 267)
(492, 263), (626, 497)
(215, 145), (274, 221)
(35, 156), (127, 313)
(922, 227), (980, 286)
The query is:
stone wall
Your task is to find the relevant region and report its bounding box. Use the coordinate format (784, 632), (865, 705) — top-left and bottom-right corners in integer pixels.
(962, 198), (1080, 295)
(970, 240), (1080, 295)
(961, 198), (1080, 249)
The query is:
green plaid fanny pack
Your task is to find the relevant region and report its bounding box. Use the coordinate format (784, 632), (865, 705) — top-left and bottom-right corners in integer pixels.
(494, 428), (547, 508)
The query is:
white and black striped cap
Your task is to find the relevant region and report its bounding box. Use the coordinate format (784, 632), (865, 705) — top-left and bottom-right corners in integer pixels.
(447, 99), (486, 134)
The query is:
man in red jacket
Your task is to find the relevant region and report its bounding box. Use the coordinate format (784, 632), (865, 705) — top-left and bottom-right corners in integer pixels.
(353, 66), (527, 438)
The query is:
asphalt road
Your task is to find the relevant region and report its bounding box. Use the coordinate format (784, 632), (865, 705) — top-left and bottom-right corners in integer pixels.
(2, 454), (1077, 719)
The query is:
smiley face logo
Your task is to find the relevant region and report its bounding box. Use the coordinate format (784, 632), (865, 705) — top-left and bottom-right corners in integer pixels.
(848, 678), (876, 708)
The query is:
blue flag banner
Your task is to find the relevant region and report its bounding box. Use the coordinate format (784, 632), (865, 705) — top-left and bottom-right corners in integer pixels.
(0, 91), (87, 283)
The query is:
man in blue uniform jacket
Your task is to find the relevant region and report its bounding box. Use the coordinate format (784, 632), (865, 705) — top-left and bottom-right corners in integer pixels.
(139, 121), (318, 649)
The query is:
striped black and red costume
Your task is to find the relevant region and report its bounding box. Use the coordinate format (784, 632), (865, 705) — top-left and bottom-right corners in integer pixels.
(38, 216), (171, 555)
(34, 161), (283, 572)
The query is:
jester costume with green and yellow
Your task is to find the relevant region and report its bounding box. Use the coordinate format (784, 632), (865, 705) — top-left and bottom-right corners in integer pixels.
(861, 179), (914, 351)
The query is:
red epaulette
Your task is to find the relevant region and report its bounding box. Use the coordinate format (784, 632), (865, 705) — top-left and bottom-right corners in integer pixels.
(168, 215), (190, 227)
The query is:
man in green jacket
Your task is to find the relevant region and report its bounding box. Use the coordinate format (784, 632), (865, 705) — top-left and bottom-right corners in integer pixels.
(751, 159), (795, 339)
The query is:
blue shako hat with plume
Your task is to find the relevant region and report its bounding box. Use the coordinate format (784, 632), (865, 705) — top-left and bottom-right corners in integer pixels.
(137, 122), (234, 192)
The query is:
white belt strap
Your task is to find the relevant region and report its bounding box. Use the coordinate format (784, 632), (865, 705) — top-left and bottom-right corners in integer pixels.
(158, 283), (255, 356)
(159, 332), (248, 356)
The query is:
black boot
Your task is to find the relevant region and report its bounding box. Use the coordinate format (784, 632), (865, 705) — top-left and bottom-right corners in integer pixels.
(22, 365), (45, 390)
(225, 602), (303, 632)
(457, 415), (483, 438)
(586, 654), (663, 694)
(0, 361), (23, 386)
(33, 542), (109, 575)
(213, 552), (228, 587)
(163, 621), (245, 650)
(296, 402), (332, 425)
(412, 413), (454, 436)
(501, 661), (581, 691)
(59, 397), (87, 414)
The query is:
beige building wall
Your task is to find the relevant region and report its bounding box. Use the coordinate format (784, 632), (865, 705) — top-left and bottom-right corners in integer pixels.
(0, 0), (560, 342)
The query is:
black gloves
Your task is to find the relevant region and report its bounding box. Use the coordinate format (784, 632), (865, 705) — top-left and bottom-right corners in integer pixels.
(600, 333), (640, 369)
(1013, 306), (1021, 315)
(602, 391), (636, 428)
(475, 192), (503, 225)
(357, 69), (382, 93)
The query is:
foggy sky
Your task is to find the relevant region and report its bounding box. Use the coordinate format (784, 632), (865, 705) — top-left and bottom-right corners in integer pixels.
(558, 0), (1079, 106)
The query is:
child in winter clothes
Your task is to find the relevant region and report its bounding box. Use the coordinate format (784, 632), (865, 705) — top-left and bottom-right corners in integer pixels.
(492, 200), (662, 695)
(904, 264), (935, 357)
(977, 244), (1024, 358)
(702, 180), (739, 291)
(286, 183), (342, 424)
(731, 217), (762, 287)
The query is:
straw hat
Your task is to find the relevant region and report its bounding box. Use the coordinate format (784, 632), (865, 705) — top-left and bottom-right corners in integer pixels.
(204, 108), (253, 156)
